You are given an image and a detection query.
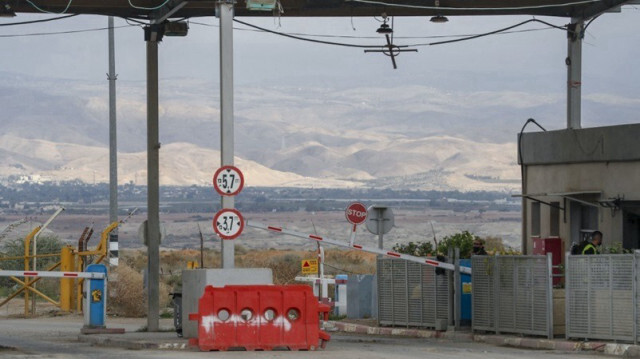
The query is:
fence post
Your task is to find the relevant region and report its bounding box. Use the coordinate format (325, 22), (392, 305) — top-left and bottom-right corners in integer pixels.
(448, 247), (454, 327)
(634, 253), (638, 345)
(493, 255), (500, 334)
(546, 252), (554, 339)
(60, 246), (74, 312)
(454, 248), (461, 330)
(405, 260), (409, 328)
(565, 251), (570, 340)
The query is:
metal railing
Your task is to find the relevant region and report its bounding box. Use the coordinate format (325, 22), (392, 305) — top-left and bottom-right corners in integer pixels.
(377, 258), (449, 328)
(472, 254), (553, 338)
(566, 254), (636, 342)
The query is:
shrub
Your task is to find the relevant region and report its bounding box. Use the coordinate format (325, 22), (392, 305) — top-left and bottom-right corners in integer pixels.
(437, 231), (478, 259)
(108, 263), (171, 317)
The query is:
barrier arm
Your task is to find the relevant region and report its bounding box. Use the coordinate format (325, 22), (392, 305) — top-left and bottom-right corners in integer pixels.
(0, 261), (61, 308)
(246, 221), (472, 275)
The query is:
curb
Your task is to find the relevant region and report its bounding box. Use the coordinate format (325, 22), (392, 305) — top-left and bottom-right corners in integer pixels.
(327, 321), (640, 356)
(78, 334), (191, 351)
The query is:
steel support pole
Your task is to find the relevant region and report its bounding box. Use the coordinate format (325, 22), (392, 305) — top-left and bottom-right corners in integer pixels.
(145, 28), (161, 332)
(218, 1), (235, 269)
(454, 248), (461, 330)
(108, 16), (119, 267)
(567, 18), (584, 130)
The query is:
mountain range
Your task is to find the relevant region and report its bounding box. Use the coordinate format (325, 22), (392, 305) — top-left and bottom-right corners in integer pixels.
(2, 71), (638, 191)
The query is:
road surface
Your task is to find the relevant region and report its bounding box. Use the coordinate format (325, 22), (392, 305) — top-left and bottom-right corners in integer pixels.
(0, 316), (603, 359)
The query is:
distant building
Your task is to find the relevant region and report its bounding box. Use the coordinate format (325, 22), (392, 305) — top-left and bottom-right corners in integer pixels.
(518, 123), (640, 253)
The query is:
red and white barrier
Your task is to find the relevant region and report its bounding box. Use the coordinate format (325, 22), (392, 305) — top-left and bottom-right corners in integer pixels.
(0, 270), (106, 279)
(246, 221), (472, 275)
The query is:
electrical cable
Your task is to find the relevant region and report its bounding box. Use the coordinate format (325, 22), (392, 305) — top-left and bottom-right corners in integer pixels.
(0, 24), (136, 38)
(323, 262), (362, 275)
(232, 18), (568, 49)
(25, 0), (73, 14)
(190, 19), (555, 40)
(0, 14), (77, 26)
(346, 0), (600, 11)
(407, 19), (568, 46)
(127, 0), (172, 10)
(233, 18), (380, 48)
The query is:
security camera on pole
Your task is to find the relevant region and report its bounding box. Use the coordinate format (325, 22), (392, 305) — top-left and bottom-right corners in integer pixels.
(212, 166), (245, 240)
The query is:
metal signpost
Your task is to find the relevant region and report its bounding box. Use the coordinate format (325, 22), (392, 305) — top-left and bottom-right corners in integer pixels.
(365, 205), (394, 251)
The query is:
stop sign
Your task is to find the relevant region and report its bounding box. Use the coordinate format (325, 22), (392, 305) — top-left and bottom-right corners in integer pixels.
(345, 202), (368, 225)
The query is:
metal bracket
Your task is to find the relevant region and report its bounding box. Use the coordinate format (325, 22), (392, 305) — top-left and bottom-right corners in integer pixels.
(150, 0), (189, 24)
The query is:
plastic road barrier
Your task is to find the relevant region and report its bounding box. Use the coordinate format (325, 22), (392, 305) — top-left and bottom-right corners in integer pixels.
(189, 285), (331, 351)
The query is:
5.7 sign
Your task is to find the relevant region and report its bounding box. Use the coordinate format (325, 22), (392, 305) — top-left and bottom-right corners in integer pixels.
(213, 166), (244, 196)
(213, 209), (245, 240)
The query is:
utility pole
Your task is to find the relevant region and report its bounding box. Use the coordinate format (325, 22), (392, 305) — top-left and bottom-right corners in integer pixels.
(218, 0), (235, 269)
(144, 24), (162, 332)
(566, 18), (584, 130)
(108, 16), (119, 267)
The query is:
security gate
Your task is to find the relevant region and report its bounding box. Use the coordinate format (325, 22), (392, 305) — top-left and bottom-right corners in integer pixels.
(472, 254), (553, 338)
(377, 258), (449, 328)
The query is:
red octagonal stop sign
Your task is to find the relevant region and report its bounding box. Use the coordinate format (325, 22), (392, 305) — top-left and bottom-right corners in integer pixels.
(345, 202), (368, 225)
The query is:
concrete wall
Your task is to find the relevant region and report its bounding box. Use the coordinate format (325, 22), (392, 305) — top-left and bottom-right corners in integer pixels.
(520, 124), (640, 253)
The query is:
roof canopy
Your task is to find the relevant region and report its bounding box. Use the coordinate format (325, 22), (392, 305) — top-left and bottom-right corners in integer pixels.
(8, 0), (630, 19)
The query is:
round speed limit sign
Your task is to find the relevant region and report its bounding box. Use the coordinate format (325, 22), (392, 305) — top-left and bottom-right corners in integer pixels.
(213, 209), (245, 240)
(213, 166), (244, 196)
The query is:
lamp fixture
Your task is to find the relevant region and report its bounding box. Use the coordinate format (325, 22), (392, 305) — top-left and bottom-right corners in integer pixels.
(376, 14), (393, 34)
(430, 0), (448, 23)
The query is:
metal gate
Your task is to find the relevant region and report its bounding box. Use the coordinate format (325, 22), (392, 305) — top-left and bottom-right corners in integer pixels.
(566, 254), (636, 342)
(377, 258), (449, 328)
(472, 254), (553, 338)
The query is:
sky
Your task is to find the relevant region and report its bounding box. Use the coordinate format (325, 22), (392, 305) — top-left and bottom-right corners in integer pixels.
(1, 6), (639, 91)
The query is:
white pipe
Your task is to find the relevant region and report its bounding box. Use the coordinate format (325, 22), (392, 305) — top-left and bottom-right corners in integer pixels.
(32, 207), (65, 272)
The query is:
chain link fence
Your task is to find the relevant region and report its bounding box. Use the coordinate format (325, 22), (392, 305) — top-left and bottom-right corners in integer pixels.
(377, 258), (449, 328)
(472, 254), (553, 338)
(566, 254), (636, 342)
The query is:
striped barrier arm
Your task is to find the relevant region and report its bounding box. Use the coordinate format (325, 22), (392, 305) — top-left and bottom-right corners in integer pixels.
(246, 221), (472, 275)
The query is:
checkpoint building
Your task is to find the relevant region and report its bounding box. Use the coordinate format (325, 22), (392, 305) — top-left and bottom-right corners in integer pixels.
(519, 123), (640, 254)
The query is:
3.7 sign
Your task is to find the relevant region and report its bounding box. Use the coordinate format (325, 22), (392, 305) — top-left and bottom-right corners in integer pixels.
(213, 209), (245, 240)
(213, 166), (244, 196)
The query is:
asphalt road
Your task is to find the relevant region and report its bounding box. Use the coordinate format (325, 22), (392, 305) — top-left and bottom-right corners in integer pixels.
(0, 317), (604, 359)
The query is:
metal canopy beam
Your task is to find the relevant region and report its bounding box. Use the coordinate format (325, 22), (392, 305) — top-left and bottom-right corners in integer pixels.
(8, 0), (634, 18)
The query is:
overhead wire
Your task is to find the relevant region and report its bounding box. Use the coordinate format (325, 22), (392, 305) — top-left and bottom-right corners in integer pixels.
(0, 24), (137, 38)
(232, 18), (569, 49)
(127, 0), (172, 10)
(0, 14), (77, 26)
(25, 0), (74, 14)
(346, 0), (600, 11)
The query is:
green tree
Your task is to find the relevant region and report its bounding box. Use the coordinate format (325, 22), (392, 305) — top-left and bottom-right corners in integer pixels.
(436, 231), (478, 259)
(0, 234), (64, 293)
(393, 241), (434, 257)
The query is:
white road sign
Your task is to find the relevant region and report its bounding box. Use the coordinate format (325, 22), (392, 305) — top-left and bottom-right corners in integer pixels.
(213, 209), (245, 240)
(213, 165), (244, 196)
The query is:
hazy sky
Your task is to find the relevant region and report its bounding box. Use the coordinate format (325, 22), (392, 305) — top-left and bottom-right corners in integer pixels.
(1, 7), (639, 94)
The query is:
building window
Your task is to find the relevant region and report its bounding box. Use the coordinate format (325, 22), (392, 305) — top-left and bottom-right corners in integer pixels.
(550, 202), (560, 237)
(531, 202), (541, 237)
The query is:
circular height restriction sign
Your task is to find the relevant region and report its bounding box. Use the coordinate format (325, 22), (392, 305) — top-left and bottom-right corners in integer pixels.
(213, 209), (245, 240)
(213, 165), (244, 196)
(345, 202), (368, 225)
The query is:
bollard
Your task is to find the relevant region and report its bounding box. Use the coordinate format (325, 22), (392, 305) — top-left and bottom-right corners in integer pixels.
(83, 264), (108, 328)
(189, 285), (331, 351)
(60, 246), (75, 312)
